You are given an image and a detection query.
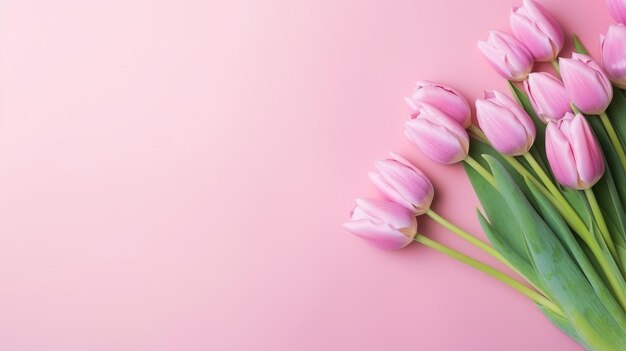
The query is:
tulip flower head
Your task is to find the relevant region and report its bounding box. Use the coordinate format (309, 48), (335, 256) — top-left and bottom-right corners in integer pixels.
(404, 103), (470, 164)
(601, 24), (626, 89)
(607, 0), (626, 24)
(478, 31), (534, 81)
(545, 113), (605, 189)
(524, 72), (571, 123)
(369, 153), (434, 214)
(560, 53), (613, 115)
(475, 90), (536, 156)
(405, 81), (471, 128)
(510, 0), (564, 62)
(343, 198), (418, 250)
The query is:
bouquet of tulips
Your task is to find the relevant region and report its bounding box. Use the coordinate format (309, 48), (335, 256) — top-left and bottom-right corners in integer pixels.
(344, 1), (626, 350)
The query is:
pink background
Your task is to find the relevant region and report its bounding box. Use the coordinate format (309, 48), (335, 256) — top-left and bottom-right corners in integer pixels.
(0, 0), (613, 350)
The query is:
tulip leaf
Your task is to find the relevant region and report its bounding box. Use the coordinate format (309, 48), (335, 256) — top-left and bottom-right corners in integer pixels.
(586, 117), (626, 247)
(525, 178), (626, 329)
(463, 141), (546, 291)
(572, 34), (589, 55)
(485, 155), (626, 350)
(537, 305), (587, 349)
(605, 87), (626, 165)
(476, 210), (544, 292)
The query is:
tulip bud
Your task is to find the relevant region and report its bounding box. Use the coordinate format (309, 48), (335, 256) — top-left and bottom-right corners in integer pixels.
(369, 153), (434, 214)
(545, 113), (605, 189)
(343, 198), (418, 250)
(478, 31), (534, 81)
(524, 72), (571, 123)
(607, 0), (626, 24)
(475, 90), (536, 156)
(560, 53), (613, 115)
(404, 81), (471, 128)
(601, 24), (626, 89)
(404, 103), (470, 164)
(510, 0), (564, 62)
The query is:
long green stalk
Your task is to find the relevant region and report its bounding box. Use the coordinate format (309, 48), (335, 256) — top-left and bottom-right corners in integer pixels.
(600, 112), (626, 175)
(414, 234), (564, 317)
(466, 128), (626, 309)
(585, 188), (618, 260)
(426, 209), (508, 265)
(464, 155), (496, 187)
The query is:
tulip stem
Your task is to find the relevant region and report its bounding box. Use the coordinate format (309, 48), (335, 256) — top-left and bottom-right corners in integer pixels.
(426, 209), (507, 265)
(599, 112), (626, 175)
(468, 124), (489, 144)
(550, 60), (560, 76)
(464, 156), (496, 187)
(584, 188), (619, 260)
(414, 234), (564, 318)
(523, 153), (559, 198)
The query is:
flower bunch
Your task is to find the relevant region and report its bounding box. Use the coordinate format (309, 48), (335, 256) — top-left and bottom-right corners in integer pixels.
(345, 0), (626, 349)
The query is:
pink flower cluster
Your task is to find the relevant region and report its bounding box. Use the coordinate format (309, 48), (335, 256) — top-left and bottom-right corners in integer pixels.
(345, 0), (622, 249)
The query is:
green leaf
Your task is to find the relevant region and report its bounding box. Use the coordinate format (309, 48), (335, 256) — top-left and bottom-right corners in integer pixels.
(485, 155), (626, 350)
(526, 178), (626, 329)
(476, 210), (544, 292)
(537, 305), (587, 349)
(586, 117), (626, 246)
(606, 87), (626, 143)
(464, 141), (537, 270)
(573, 34), (589, 55)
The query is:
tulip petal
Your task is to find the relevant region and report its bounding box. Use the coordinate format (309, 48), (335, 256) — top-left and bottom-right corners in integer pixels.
(405, 118), (468, 164)
(375, 160), (433, 212)
(511, 10), (554, 61)
(560, 56), (612, 114)
(409, 81), (471, 127)
(476, 100), (532, 155)
(368, 171), (414, 211)
(602, 24), (626, 89)
(569, 116), (605, 187)
(355, 198), (417, 231)
(546, 119), (581, 189)
(343, 220), (414, 250)
(525, 73), (571, 122)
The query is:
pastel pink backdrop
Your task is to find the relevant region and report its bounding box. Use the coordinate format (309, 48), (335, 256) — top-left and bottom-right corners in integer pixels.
(0, 0), (612, 350)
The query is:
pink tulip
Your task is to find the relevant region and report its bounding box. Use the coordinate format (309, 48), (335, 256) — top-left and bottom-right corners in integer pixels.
(369, 152), (434, 214)
(478, 31), (534, 81)
(545, 113), (605, 189)
(476, 90), (536, 156)
(601, 24), (626, 89)
(405, 81), (471, 128)
(524, 72), (571, 123)
(510, 0), (564, 62)
(343, 198), (418, 250)
(560, 53), (613, 115)
(607, 0), (626, 24)
(404, 103), (470, 164)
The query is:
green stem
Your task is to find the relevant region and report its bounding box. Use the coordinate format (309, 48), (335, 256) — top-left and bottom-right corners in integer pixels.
(599, 112), (626, 175)
(522, 153), (559, 198)
(551, 60), (560, 76)
(426, 209), (507, 265)
(584, 188), (618, 260)
(414, 234), (564, 317)
(426, 208), (546, 294)
(466, 128), (590, 244)
(506, 155), (589, 237)
(587, 238), (626, 312)
(464, 155), (496, 187)
(468, 124), (488, 144)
